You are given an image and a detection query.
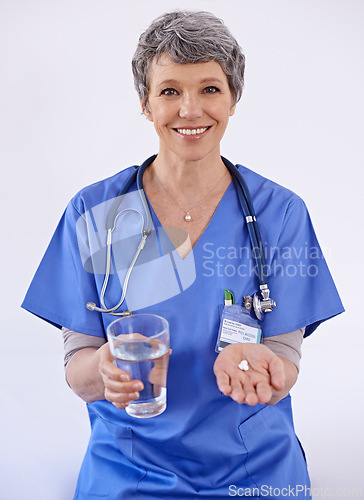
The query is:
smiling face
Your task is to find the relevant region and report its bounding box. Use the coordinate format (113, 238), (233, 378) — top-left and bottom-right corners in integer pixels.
(142, 54), (236, 165)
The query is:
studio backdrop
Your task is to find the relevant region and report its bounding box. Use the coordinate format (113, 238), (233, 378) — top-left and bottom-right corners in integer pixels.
(0, 1), (363, 499)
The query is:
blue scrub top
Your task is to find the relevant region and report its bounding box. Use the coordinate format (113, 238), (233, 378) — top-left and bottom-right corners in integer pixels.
(22, 156), (344, 499)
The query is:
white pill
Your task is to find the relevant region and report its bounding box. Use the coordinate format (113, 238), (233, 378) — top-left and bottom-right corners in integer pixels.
(238, 360), (249, 371)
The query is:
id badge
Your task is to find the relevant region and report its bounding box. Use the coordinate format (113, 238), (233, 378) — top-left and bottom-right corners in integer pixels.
(215, 304), (262, 353)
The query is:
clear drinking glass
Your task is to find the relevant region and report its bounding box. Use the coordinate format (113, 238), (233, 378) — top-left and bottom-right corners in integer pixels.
(107, 314), (170, 418)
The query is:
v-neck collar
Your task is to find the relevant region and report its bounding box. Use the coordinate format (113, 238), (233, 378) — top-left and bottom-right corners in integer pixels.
(147, 181), (234, 261)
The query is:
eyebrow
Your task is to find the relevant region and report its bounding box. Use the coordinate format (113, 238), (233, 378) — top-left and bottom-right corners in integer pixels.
(200, 78), (225, 85)
(156, 77), (225, 88)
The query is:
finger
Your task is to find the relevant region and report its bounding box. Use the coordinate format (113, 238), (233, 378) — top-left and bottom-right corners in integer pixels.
(244, 387), (259, 406)
(268, 356), (285, 391)
(149, 365), (167, 387)
(230, 372), (248, 404)
(256, 381), (273, 404)
(105, 379), (144, 394)
(215, 370), (232, 395)
(105, 387), (140, 404)
(112, 401), (129, 410)
(230, 386), (246, 404)
(100, 360), (131, 381)
(232, 373), (258, 406)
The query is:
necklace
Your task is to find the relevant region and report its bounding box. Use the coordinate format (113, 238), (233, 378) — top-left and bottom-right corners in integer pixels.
(153, 166), (228, 222)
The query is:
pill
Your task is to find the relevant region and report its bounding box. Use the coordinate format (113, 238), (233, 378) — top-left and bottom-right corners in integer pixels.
(238, 360), (249, 371)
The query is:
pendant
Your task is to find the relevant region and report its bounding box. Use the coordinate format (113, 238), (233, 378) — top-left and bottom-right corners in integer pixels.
(184, 213), (192, 222)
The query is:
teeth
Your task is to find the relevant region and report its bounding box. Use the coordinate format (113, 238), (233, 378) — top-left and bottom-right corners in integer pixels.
(176, 127), (208, 135)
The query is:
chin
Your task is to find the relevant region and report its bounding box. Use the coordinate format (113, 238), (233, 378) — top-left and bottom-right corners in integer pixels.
(173, 146), (218, 164)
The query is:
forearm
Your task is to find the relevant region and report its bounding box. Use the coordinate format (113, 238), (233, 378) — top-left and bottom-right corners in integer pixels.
(66, 346), (107, 403)
(267, 355), (298, 405)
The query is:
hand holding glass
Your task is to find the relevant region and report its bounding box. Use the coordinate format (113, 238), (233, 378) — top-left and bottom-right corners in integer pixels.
(107, 314), (170, 418)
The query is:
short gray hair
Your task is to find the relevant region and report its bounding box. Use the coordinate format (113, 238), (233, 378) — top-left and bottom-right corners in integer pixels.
(132, 10), (245, 108)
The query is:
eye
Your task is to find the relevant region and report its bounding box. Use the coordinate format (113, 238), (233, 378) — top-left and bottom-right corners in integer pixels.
(160, 88), (178, 96)
(203, 86), (220, 94)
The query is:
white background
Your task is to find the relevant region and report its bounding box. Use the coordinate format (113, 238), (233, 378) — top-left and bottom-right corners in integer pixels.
(1, 0), (363, 499)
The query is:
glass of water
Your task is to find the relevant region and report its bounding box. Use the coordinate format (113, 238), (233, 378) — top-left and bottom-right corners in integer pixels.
(107, 314), (170, 418)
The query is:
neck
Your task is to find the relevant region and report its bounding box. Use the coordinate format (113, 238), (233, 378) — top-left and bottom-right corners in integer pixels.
(150, 150), (227, 205)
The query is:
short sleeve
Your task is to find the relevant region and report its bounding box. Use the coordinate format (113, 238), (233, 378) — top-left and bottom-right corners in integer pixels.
(262, 197), (344, 337)
(21, 201), (105, 337)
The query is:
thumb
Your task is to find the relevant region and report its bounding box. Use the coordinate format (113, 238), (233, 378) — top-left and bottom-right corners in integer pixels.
(268, 355), (285, 391)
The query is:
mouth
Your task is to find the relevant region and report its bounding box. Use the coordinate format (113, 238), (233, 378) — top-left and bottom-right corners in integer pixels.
(174, 126), (211, 136)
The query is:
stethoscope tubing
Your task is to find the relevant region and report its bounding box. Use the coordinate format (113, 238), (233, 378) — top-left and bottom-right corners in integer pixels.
(222, 157), (268, 287)
(136, 159), (154, 236)
(88, 159), (154, 315)
(106, 168), (138, 231)
(88, 155), (271, 315)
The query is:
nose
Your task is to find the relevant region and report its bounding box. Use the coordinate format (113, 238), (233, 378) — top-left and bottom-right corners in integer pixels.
(179, 93), (203, 120)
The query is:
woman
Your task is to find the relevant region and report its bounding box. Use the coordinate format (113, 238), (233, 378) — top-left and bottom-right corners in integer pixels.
(22, 11), (344, 499)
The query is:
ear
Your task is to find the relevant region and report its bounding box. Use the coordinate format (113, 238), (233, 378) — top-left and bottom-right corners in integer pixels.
(229, 103), (236, 117)
(139, 97), (153, 122)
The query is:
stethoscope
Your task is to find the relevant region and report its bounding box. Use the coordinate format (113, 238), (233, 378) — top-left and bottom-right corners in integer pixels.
(86, 155), (276, 320)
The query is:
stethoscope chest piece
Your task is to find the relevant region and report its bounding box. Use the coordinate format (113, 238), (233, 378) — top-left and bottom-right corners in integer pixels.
(252, 287), (276, 321)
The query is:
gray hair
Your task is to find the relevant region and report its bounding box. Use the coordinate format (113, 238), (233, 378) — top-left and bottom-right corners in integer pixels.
(132, 11), (245, 109)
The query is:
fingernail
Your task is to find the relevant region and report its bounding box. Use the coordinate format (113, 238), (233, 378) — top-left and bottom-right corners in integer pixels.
(132, 382), (143, 391)
(120, 374), (130, 382)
